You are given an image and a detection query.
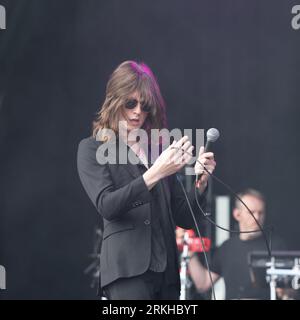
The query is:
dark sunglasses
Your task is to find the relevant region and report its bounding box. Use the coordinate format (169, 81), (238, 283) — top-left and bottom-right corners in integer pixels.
(124, 99), (152, 113)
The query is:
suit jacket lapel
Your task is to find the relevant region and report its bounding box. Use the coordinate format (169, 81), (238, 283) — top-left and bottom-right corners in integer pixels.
(161, 178), (171, 207)
(116, 138), (142, 179)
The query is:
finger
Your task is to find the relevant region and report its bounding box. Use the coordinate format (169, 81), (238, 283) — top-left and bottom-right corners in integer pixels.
(185, 145), (194, 156)
(198, 157), (210, 166)
(175, 136), (189, 149)
(209, 160), (216, 167)
(198, 146), (205, 156)
(173, 148), (191, 165)
(203, 166), (214, 174)
(181, 141), (192, 153)
(201, 152), (214, 159)
(169, 140), (178, 153)
(200, 174), (209, 184)
(201, 159), (216, 167)
(199, 158), (207, 166)
(172, 138), (191, 156)
(173, 157), (185, 166)
(198, 156), (214, 168)
(172, 152), (185, 165)
(182, 146), (193, 163)
(177, 144), (194, 160)
(172, 138), (193, 164)
(169, 140), (177, 148)
(195, 165), (205, 175)
(182, 154), (194, 167)
(202, 160), (216, 169)
(197, 162), (211, 174)
(183, 153), (192, 163)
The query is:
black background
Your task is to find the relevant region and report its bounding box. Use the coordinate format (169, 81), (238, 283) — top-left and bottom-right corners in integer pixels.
(0, 0), (299, 299)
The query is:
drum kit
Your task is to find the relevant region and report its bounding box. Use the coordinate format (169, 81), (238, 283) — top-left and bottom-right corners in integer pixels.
(177, 227), (300, 300)
(248, 250), (300, 300)
(176, 228), (211, 300)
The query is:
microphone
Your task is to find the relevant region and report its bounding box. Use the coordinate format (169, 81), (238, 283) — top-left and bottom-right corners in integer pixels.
(196, 128), (220, 182)
(204, 128), (220, 152)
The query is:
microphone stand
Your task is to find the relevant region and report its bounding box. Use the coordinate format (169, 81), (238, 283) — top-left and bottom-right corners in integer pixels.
(180, 231), (191, 300)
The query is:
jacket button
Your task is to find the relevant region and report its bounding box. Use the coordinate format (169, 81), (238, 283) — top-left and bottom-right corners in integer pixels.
(144, 220), (150, 225)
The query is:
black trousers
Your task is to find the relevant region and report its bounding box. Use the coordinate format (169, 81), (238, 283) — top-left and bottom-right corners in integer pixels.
(103, 270), (179, 300)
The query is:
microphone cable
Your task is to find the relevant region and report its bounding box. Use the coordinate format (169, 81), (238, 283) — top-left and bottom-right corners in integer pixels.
(171, 145), (274, 299)
(171, 146), (272, 256)
(194, 162), (272, 257)
(176, 175), (217, 300)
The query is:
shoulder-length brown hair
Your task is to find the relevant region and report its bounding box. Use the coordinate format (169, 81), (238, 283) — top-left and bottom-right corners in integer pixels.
(92, 61), (167, 141)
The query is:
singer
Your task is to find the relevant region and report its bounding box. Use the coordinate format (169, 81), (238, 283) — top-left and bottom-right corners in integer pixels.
(77, 60), (216, 300)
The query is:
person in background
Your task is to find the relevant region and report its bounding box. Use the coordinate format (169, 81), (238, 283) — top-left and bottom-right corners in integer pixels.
(188, 189), (287, 300)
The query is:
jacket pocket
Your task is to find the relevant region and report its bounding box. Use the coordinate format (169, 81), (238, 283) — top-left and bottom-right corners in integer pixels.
(103, 221), (134, 240)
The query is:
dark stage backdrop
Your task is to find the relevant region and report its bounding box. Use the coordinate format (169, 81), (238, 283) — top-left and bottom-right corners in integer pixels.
(0, 0), (299, 299)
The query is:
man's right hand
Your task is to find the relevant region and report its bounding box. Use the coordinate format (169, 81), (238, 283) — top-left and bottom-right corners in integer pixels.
(143, 136), (194, 190)
(152, 136), (194, 179)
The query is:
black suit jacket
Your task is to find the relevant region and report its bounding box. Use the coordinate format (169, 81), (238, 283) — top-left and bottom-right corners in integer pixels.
(77, 136), (206, 289)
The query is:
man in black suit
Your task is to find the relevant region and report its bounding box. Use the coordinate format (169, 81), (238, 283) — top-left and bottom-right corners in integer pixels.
(77, 60), (216, 299)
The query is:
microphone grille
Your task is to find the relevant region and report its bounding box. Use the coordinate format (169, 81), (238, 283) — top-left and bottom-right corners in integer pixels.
(206, 128), (220, 142)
